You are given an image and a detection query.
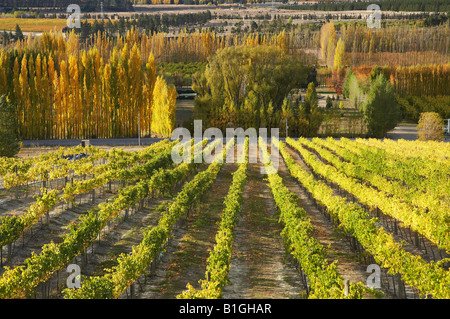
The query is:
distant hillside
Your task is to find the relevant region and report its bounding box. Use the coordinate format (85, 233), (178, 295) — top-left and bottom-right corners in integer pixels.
(0, 0), (133, 12)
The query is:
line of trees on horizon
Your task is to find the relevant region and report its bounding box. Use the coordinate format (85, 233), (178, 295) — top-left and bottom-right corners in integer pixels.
(281, 0), (450, 13)
(0, 0), (132, 12)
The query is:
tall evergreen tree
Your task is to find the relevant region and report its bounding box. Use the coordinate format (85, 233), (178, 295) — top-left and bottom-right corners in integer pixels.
(14, 25), (24, 41)
(362, 74), (401, 138)
(303, 82), (318, 117)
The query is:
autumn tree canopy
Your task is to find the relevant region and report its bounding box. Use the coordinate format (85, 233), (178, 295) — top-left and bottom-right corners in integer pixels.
(0, 30), (177, 139)
(192, 45), (313, 131)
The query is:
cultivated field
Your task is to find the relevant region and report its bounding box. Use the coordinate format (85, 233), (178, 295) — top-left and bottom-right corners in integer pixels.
(0, 18), (68, 32)
(0, 137), (448, 299)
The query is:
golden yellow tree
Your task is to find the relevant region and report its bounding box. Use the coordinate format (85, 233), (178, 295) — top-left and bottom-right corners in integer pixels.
(13, 57), (21, 129)
(68, 54), (80, 138)
(128, 43), (142, 138)
(91, 48), (102, 138)
(0, 52), (7, 97)
(39, 55), (51, 138)
(34, 54), (43, 138)
(320, 22), (336, 64)
(326, 35), (336, 70)
(59, 59), (70, 139)
(117, 43), (130, 136)
(102, 62), (112, 138)
(19, 55), (29, 138)
(334, 38), (346, 71)
(151, 76), (177, 137)
(276, 30), (289, 54)
(81, 50), (91, 138)
(143, 53), (156, 136)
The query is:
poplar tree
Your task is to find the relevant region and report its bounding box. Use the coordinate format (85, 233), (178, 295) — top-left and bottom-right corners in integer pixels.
(0, 95), (20, 157)
(18, 55), (29, 138)
(303, 82), (318, 117)
(128, 44), (143, 138)
(144, 53), (157, 136)
(326, 35), (336, 69)
(151, 76), (177, 137)
(320, 22), (335, 63)
(334, 38), (346, 71)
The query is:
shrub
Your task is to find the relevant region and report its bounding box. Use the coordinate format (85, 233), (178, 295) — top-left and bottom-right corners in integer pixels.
(417, 112), (444, 141)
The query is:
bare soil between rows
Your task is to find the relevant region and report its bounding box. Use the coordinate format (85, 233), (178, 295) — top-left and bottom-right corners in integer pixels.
(222, 159), (305, 299)
(136, 162), (237, 299)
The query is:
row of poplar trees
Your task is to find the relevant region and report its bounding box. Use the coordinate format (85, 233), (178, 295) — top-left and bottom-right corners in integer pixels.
(0, 30), (176, 140)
